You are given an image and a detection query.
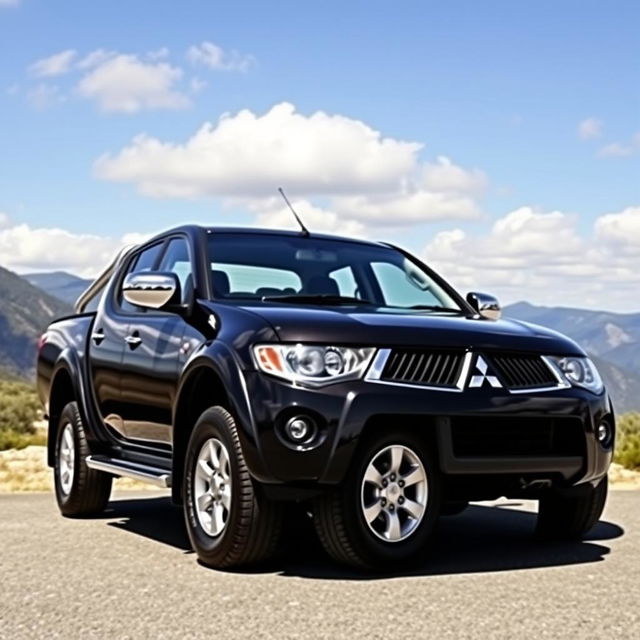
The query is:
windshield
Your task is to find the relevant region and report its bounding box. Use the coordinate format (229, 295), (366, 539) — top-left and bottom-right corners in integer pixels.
(207, 233), (462, 311)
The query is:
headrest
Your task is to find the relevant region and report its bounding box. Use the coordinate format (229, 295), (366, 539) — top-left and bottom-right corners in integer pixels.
(211, 270), (230, 297)
(304, 275), (339, 296)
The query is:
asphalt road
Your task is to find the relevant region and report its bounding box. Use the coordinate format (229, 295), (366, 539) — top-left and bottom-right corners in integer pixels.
(1, 490), (638, 639)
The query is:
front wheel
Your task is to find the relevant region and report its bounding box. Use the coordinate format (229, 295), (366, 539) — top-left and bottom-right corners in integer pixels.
(536, 476), (608, 540)
(183, 406), (283, 568)
(313, 431), (441, 570)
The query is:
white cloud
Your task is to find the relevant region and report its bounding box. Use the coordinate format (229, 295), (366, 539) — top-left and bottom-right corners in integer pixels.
(251, 198), (367, 237)
(94, 102), (485, 228)
(594, 206), (640, 253)
(147, 47), (170, 61)
(578, 117), (602, 140)
(77, 54), (189, 113)
(95, 102), (422, 197)
(599, 132), (640, 157)
(190, 77), (207, 93)
(423, 206), (640, 311)
(332, 190), (480, 225)
(26, 83), (64, 110)
(76, 49), (117, 70)
(187, 41), (254, 72)
(0, 218), (139, 277)
(29, 50), (77, 77)
(0, 212), (10, 229)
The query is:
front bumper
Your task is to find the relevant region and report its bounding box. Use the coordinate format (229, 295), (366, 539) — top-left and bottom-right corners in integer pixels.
(241, 371), (614, 490)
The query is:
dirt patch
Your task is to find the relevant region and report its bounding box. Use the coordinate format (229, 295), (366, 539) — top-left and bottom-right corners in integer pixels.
(0, 446), (158, 492)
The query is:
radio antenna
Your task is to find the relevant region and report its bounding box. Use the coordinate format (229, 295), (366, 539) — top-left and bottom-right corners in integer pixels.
(278, 187), (309, 236)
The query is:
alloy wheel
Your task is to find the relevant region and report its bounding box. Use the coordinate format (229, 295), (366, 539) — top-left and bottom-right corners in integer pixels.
(193, 438), (232, 537)
(360, 444), (428, 543)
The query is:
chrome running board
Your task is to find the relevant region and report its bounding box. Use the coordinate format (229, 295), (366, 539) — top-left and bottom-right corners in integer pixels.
(85, 455), (172, 488)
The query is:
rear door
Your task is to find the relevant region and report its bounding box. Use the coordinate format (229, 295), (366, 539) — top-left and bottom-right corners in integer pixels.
(88, 241), (165, 440)
(118, 236), (193, 448)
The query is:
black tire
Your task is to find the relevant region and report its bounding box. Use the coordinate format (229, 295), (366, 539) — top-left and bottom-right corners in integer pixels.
(313, 431), (441, 570)
(183, 406), (283, 568)
(536, 476), (608, 540)
(54, 401), (112, 516)
(441, 501), (469, 516)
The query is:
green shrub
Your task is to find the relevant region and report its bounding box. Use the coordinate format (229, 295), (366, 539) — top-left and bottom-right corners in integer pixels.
(0, 429), (47, 451)
(0, 380), (41, 450)
(614, 412), (640, 470)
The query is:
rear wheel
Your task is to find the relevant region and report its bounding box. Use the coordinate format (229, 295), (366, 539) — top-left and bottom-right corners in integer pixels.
(536, 476), (608, 540)
(313, 431), (441, 570)
(183, 406), (283, 568)
(54, 401), (112, 516)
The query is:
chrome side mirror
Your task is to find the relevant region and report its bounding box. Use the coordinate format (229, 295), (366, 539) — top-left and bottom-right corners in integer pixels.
(466, 291), (502, 321)
(122, 272), (180, 310)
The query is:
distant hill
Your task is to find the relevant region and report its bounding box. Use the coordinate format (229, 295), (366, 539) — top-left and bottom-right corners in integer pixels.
(0, 266), (72, 379)
(505, 302), (640, 413)
(24, 271), (92, 306)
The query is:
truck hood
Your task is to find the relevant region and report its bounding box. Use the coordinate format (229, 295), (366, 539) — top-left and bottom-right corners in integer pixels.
(227, 303), (584, 355)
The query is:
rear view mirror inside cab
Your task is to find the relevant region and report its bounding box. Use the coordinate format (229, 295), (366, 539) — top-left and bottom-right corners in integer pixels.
(295, 249), (338, 262)
(404, 260), (431, 290)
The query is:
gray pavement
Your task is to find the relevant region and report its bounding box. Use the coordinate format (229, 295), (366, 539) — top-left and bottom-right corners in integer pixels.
(1, 490), (638, 639)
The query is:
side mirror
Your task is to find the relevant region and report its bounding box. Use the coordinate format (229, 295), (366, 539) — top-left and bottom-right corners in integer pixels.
(466, 291), (502, 321)
(122, 272), (181, 310)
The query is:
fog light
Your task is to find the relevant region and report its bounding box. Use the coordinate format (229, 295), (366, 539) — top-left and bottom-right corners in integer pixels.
(597, 422), (611, 445)
(284, 416), (316, 444)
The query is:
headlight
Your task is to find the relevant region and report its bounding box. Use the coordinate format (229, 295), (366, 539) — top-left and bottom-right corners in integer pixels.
(548, 356), (603, 394)
(253, 344), (376, 387)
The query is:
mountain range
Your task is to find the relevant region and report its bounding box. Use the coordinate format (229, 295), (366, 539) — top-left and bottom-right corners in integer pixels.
(24, 271), (92, 306)
(0, 268), (638, 412)
(0, 266), (72, 378)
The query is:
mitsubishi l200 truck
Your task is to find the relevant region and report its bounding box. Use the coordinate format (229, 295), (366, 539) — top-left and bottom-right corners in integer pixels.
(37, 226), (613, 569)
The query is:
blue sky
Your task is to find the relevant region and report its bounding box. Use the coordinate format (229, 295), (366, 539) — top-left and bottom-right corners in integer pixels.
(0, 0), (638, 310)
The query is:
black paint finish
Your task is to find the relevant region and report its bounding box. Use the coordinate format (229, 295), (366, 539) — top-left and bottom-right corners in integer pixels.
(37, 225), (613, 502)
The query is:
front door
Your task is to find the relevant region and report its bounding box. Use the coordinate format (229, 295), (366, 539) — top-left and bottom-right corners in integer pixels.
(119, 236), (193, 448)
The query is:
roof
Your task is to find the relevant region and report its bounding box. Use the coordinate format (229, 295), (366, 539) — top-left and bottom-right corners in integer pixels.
(146, 223), (386, 248)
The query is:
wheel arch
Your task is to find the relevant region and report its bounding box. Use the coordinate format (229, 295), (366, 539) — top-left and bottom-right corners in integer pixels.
(172, 362), (234, 503)
(47, 362), (78, 467)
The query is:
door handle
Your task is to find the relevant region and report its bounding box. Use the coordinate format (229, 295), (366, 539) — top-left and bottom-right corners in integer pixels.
(125, 335), (142, 347)
(91, 329), (105, 345)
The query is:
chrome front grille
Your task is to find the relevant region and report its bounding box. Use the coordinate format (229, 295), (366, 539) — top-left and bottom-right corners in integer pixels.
(488, 354), (560, 390)
(366, 348), (566, 394)
(379, 349), (466, 388)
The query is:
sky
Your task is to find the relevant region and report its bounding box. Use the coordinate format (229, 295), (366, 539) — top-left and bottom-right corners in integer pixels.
(0, 0), (638, 311)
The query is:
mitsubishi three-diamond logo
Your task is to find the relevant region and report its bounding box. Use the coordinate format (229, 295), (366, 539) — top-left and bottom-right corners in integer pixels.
(469, 355), (502, 388)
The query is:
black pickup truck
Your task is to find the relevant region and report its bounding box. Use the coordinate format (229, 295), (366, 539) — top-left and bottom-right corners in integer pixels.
(37, 225), (613, 569)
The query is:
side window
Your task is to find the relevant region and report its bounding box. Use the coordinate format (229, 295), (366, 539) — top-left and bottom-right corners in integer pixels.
(119, 242), (165, 312)
(158, 237), (193, 304)
(329, 266), (359, 297)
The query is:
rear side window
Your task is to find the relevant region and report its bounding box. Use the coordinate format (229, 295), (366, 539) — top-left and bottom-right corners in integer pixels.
(118, 242), (165, 312)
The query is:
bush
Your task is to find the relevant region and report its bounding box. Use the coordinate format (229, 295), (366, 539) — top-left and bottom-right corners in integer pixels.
(0, 380), (41, 450)
(614, 412), (640, 470)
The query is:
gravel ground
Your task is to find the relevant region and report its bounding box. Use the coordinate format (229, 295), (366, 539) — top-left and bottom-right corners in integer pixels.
(0, 490), (638, 639)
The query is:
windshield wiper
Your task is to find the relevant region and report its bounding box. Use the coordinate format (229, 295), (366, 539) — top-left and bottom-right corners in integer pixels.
(405, 304), (465, 313)
(262, 294), (376, 306)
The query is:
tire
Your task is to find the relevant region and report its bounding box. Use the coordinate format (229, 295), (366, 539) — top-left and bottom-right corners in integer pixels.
(536, 476), (608, 540)
(183, 406), (283, 568)
(441, 501), (469, 516)
(313, 431), (441, 570)
(54, 401), (112, 516)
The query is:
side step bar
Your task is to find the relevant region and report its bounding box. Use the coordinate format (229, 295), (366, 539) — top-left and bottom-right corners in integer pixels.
(85, 455), (172, 488)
